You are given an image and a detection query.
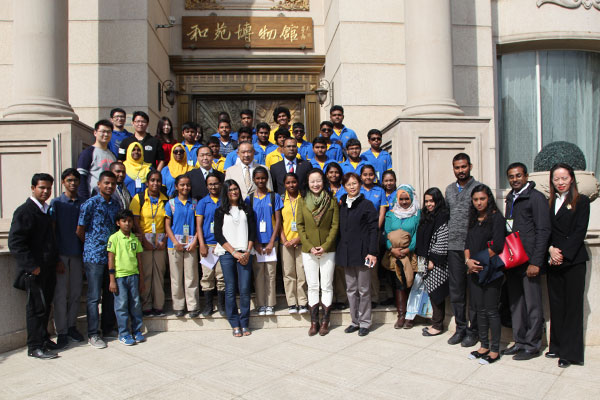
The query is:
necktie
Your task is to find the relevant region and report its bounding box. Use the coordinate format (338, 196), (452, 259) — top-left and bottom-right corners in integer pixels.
(288, 161), (294, 173)
(244, 166), (252, 188)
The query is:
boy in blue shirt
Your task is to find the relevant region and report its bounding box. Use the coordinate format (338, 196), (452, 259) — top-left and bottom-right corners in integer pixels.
(330, 105), (358, 149)
(254, 122), (277, 165)
(181, 121), (203, 167)
(318, 121), (344, 162)
(361, 129), (392, 183)
(107, 209), (145, 346)
(340, 139), (368, 175)
(310, 137), (334, 171)
(292, 122), (314, 161)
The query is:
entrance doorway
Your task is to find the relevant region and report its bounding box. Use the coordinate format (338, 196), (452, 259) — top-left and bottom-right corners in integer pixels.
(192, 95), (304, 140)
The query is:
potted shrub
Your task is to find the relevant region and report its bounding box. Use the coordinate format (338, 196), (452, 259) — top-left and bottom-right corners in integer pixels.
(529, 141), (599, 201)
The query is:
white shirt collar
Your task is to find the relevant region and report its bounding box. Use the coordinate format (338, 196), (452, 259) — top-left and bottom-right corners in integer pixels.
(30, 196), (49, 214)
(555, 191), (569, 213)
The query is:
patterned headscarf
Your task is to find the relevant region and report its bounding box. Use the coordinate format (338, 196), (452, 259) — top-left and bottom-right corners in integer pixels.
(391, 184), (420, 219)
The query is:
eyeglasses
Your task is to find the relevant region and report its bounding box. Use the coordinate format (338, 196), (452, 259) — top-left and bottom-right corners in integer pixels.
(173, 150), (185, 155)
(228, 188), (240, 192)
(321, 128), (332, 133)
(112, 115), (125, 120)
(96, 129), (112, 135)
(369, 137), (382, 141)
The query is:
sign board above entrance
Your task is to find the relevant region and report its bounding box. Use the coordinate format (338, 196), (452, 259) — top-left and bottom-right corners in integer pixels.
(182, 16), (314, 49)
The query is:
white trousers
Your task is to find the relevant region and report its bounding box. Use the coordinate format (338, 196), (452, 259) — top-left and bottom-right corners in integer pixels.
(301, 252), (335, 307)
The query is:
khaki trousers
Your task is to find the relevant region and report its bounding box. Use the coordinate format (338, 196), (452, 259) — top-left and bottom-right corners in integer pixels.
(334, 264), (348, 303)
(140, 249), (167, 311)
(168, 249), (200, 311)
(280, 244), (307, 307)
(200, 261), (225, 292)
(253, 256), (277, 307)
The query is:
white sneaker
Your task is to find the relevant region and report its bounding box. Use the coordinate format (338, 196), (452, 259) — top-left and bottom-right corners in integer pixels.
(258, 306), (266, 316)
(88, 335), (107, 349)
(265, 306), (275, 316)
(288, 305), (298, 314)
(298, 305), (309, 314)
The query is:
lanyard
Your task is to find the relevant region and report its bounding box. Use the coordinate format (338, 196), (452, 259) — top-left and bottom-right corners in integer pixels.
(288, 195), (298, 220)
(149, 196), (160, 220)
(180, 199), (193, 226)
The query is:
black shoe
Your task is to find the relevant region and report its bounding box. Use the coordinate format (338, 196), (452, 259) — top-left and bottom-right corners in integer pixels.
(44, 339), (59, 351)
(480, 354), (501, 365)
(422, 328), (443, 337)
(545, 351), (559, 359)
(189, 310), (200, 318)
(381, 297), (395, 306)
(501, 345), (520, 356)
(143, 309), (154, 317)
(371, 302), (379, 309)
(558, 359), (571, 368)
(341, 303), (349, 310)
(468, 349), (490, 359)
(461, 334), (478, 348)
(56, 334), (69, 350)
(344, 325), (359, 334)
(67, 327), (85, 342)
(332, 302), (344, 310)
(513, 349), (540, 361)
(447, 332), (465, 345)
(28, 348), (58, 360)
(202, 291), (215, 317)
(174, 310), (186, 317)
(358, 328), (369, 337)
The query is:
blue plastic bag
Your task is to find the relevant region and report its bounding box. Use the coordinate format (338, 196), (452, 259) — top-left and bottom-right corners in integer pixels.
(406, 273), (433, 320)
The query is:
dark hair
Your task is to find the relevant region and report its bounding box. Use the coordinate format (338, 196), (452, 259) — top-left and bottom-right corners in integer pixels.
(452, 152), (471, 165)
(330, 105), (344, 114)
(506, 162), (528, 175)
(94, 119), (114, 131)
(342, 172), (362, 187)
(367, 129), (382, 139)
(109, 161), (124, 171)
(381, 170), (397, 182)
(61, 168), (81, 181)
(217, 119), (231, 128)
(302, 168), (328, 197)
(324, 162), (343, 183)
(132, 111), (149, 123)
(468, 184), (499, 228)
(146, 169), (162, 183)
(31, 173), (54, 186)
(207, 136), (221, 146)
(319, 120), (334, 130)
(360, 164), (376, 176)
(256, 122), (270, 132)
(274, 128), (291, 141)
(110, 108), (126, 118)
(116, 209), (134, 222)
(240, 109), (253, 117)
(273, 106), (291, 120)
(345, 138), (362, 150)
(219, 179), (249, 214)
(218, 112), (231, 121)
(206, 172), (223, 183)
(292, 122), (305, 131)
(252, 166), (269, 180)
(181, 121), (198, 132)
(98, 171), (116, 182)
(156, 117), (174, 143)
(238, 126), (253, 138)
(420, 187), (448, 224)
(284, 172), (299, 184)
(549, 163), (580, 211)
(312, 136), (327, 147)
(172, 174), (191, 199)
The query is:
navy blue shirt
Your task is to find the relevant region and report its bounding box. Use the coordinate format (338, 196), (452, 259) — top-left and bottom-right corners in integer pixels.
(50, 193), (83, 257)
(78, 194), (120, 264)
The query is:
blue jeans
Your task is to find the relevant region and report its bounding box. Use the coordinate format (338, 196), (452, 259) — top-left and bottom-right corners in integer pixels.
(113, 274), (143, 338)
(84, 262), (115, 336)
(219, 252), (252, 328)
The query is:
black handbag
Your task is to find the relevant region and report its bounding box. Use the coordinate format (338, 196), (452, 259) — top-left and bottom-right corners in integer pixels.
(13, 270), (33, 291)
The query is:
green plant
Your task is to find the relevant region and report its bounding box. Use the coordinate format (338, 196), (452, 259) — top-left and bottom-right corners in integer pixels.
(533, 141), (586, 172)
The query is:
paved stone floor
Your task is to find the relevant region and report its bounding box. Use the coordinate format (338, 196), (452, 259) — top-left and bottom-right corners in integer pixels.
(1, 325), (599, 399)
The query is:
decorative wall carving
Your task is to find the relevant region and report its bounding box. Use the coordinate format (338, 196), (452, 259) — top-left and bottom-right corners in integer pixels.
(537, 0), (600, 10)
(271, 0), (310, 11)
(185, 0), (309, 11)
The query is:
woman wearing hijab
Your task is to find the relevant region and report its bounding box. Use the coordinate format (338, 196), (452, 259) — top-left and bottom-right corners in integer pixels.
(161, 144), (193, 197)
(384, 184), (420, 329)
(123, 142), (153, 196)
(296, 168), (340, 336)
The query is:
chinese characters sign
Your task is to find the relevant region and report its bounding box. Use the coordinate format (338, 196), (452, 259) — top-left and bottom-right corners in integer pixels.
(182, 16), (313, 49)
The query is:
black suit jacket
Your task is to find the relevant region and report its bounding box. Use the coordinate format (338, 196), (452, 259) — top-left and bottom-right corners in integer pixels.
(335, 194), (379, 267)
(270, 158), (312, 195)
(549, 194), (590, 267)
(186, 168), (225, 201)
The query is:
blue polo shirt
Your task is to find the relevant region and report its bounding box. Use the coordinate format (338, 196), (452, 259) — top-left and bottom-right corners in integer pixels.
(212, 132), (239, 142)
(183, 141), (203, 167)
(78, 194), (120, 264)
(340, 159), (368, 175)
(161, 167), (178, 197)
(361, 185), (387, 209)
(298, 140), (314, 161)
(164, 197), (197, 249)
(109, 129), (133, 157)
(245, 192), (284, 244)
(331, 126), (358, 149)
(333, 186), (347, 202)
(385, 190), (397, 207)
(361, 149), (393, 182)
(310, 158), (334, 172)
(50, 193), (83, 257)
(195, 194), (221, 245)
(254, 142), (278, 165)
(325, 142), (344, 162)
(223, 150), (260, 170)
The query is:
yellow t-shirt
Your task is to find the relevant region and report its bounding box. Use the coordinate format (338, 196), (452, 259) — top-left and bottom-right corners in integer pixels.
(281, 192), (301, 240)
(213, 156), (225, 172)
(129, 189), (169, 234)
(268, 126), (293, 144)
(350, 161), (360, 169)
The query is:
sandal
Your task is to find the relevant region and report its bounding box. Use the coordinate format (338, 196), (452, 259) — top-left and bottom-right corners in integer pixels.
(232, 327), (242, 337)
(242, 327), (252, 336)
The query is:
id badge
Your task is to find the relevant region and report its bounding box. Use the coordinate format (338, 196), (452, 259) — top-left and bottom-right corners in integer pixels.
(187, 159), (194, 166)
(291, 221), (297, 232)
(506, 218), (514, 233)
(135, 178), (142, 189)
(210, 221), (214, 234)
(259, 220), (267, 233)
(183, 224), (190, 237)
(151, 222), (156, 234)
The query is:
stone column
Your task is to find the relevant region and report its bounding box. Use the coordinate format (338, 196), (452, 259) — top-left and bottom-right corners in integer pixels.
(2, 0), (77, 120)
(402, 0), (463, 116)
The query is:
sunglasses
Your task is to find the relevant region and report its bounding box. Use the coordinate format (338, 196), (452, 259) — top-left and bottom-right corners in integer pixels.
(173, 150), (185, 155)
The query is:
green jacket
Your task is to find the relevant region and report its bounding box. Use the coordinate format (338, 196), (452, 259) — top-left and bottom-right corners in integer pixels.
(296, 195), (339, 253)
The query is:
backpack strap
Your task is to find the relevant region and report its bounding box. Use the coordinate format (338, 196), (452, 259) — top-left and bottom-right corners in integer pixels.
(137, 192), (145, 209)
(168, 198), (175, 214)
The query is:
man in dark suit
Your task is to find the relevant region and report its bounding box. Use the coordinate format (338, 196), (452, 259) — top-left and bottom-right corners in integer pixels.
(8, 173), (60, 359)
(270, 137), (312, 196)
(502, 162), (551, 361)
(186, 146), (224, 200)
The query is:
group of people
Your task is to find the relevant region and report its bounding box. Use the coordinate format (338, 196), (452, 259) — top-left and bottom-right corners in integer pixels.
(8, 106), (590, 371)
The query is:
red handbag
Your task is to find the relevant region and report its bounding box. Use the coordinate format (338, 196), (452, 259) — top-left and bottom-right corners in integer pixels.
(499, 231), (529, 269)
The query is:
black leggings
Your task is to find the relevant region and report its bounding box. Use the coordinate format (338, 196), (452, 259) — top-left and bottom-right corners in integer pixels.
(469, 275), (502, 353)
